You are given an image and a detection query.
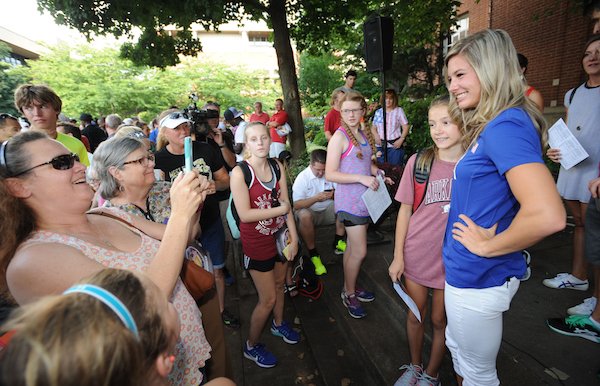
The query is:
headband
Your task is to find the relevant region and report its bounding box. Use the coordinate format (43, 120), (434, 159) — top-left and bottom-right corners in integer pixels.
(63, 284), (140, 339)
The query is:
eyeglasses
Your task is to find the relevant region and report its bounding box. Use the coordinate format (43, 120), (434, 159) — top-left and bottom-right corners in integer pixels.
(159, 112), (189, 128)
(122, 154), (155, 167)
(341, 108), (364, 115)
(271, 187), (280, 207)
(13, 153), (80, 177)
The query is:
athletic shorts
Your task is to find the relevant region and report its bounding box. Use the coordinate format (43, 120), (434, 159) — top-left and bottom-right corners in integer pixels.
(243, 255), (284, 272)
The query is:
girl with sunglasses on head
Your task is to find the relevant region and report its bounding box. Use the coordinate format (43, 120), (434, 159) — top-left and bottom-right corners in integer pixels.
(230, 122), (299, 368)
(443, 29), (565, 385)
(0, 131), (213, 385)
(325, 91), (392, 319)
(0, 114), (21, 142)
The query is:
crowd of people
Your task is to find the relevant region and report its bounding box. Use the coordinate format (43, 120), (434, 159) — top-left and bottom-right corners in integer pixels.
(0, 6), (598, 385)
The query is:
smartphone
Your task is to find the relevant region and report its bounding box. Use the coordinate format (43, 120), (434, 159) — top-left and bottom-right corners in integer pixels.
(324, 189), (333, 192)
(184, 137), (193, 173)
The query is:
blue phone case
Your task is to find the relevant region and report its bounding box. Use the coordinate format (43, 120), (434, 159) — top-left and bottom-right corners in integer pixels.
(184, 137), (193, 173)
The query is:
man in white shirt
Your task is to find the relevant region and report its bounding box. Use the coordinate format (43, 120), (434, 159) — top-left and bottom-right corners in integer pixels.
(292, 149), (346, 275)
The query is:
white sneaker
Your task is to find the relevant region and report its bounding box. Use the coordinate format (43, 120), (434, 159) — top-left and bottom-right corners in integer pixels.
(542, 273), (589, 291)
(567, 297), (597, 316)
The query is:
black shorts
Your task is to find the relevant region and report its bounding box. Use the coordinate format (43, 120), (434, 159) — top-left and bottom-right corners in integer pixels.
(243, 255), (284, 272)
(337, 211), (370, 227)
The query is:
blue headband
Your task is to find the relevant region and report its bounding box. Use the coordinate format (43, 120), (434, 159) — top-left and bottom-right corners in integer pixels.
(63, 284), (140, 339)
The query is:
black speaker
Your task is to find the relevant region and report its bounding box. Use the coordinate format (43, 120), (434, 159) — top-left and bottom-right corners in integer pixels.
(363, 16), (394, 73)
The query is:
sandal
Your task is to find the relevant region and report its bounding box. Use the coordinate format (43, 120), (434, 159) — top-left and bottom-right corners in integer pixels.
(284, 283), (299, 298)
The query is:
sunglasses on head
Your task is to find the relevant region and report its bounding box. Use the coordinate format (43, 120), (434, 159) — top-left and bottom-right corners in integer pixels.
(159, 112), (189, 127)
(0, 113), (17, 122)
(13, 153), (80, 177)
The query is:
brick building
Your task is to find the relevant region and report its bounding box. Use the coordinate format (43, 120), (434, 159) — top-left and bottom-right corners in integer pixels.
(454, 0), (597, 120)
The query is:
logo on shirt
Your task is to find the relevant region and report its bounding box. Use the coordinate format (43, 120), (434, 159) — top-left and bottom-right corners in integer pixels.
(168, 158), (213, 181)
(424, 178), (452, 209)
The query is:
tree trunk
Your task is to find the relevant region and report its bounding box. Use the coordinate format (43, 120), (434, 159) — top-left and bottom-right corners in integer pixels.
(269, 0), (306, 158)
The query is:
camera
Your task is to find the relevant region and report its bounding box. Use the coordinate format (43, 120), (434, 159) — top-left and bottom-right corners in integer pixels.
(184, 93), (219, 137)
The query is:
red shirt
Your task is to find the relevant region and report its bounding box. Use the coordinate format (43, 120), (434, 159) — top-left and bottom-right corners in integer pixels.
(324, 108), (342, 136)
(249, 112), (270, 124)
(269, 110), (288, 144)
(239, 162), (286, 260)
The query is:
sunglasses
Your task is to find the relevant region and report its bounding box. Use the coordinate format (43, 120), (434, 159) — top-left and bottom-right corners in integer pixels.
(0, 113), (17, 122)
(127, 130), (146, 139)
(122, 154), (155, 167)
(13, 153), (80, 177)
(271, 187), (280, 207)
(159, 112), (189, 128)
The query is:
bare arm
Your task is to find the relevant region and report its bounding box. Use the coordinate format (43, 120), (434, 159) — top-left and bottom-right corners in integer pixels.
(230, 166), (289, 223)
(388, 203), (412, 282)
(325, 130), (378, 189)
(371, 123), (382, 146)
(451, 163), (566, 257)
(213, 166), (230, 191)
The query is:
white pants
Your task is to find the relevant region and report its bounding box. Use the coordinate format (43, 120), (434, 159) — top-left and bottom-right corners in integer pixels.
(269, 142), (286, 158)
(444, 278), (520, 386)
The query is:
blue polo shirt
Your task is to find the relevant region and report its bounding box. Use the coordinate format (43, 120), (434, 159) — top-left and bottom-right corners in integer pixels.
(443, 107), (543, 288)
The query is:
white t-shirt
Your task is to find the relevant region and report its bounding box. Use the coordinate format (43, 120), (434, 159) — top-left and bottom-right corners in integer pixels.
(233, 121), (248, 162)
(292, 166), (335, 212)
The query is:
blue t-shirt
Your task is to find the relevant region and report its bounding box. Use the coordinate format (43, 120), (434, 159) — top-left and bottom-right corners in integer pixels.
(443, 107), (543, 288)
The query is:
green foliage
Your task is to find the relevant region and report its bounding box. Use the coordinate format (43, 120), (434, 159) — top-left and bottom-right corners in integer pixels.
(298, 53), (342, 111)
(9, 44), (280, 120)
(0, 43), (25, 115)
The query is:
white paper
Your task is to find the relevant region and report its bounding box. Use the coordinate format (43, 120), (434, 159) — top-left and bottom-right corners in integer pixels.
(361, 175), (392, 223)
(548, 118), (589, 170)
(393, 282), (422, 323)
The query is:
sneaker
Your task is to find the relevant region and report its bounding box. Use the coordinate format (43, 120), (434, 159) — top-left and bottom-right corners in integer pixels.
(567, 297), (598, 316)
(311, 255), (327, 276)
(542, 273), (589, 291)
(416, 372), (440, 386)
(519, 250), (531, 281)
(355, 287), (375, 302)
(221, 309), (241, 329)
(243, 342), (277, 368)
(334, 239), (347, 255)
(394, 364), (423, 386)
(270, 320), (300, 344)
(546, 315), (600, 343)
(341, 290), (366, 319)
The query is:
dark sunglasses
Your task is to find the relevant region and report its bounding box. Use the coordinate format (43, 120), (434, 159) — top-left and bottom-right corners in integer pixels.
(0, 113), (17, 122)
(271, 187), (280, 207)
(13, 153), (80, 177)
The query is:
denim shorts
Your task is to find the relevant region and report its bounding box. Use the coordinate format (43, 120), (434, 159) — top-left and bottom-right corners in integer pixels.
(199, 219), (226, 269)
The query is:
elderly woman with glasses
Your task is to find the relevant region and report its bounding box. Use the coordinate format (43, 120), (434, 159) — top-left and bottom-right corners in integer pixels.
(0, 131), (214, 385)
(93, 134), (233, 380)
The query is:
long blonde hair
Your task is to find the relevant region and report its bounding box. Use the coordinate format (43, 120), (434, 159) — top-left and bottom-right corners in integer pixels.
(340, 91), (377, 160)
(444, 29), (547, 150)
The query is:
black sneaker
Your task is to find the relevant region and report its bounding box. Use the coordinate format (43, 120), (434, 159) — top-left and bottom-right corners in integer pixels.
(546, 315), (600, 343)
(222, 309), (241, 329)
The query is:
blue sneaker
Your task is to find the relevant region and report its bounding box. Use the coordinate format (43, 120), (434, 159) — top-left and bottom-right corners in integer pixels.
(341, 291), (366, 319)
(270, 320), (300, 344)
(355, 287), (375, 302)
(243, 342), (277, 368)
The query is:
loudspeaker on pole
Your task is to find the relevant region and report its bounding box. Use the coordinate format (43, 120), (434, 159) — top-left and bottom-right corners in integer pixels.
(363, 15), (394, 73)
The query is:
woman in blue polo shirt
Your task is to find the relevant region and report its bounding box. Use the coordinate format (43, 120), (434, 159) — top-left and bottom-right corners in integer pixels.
(443, 29), (566, 386)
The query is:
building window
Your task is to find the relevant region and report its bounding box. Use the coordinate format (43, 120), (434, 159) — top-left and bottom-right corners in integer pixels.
(248, 32), (270, 45)
(444, 14), (469, 55)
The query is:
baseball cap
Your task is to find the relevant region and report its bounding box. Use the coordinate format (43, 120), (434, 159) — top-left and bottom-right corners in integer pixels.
(159, 112), (192, 129)
(224, 107), (243, 121)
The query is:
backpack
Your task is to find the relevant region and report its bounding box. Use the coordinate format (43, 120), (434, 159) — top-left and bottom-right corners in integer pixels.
(412, 149), (434, 212)
(567, 83), (583, 106)
(226, 158), (281, 239)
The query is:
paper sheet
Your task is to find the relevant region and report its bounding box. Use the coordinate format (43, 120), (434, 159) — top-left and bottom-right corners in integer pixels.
(548, 118), (589, 170)
(361, 175), (392, 223)
(393, 282), (422, 323)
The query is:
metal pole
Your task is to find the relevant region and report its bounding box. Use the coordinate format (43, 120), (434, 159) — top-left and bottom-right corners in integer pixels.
(381, 70), (387, 163)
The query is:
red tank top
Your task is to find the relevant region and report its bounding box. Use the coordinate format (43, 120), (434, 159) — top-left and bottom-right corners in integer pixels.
(239, 163), (286, 260)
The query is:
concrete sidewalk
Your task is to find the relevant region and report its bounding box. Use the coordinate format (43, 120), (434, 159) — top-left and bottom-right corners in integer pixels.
(223, 222), (599, 385)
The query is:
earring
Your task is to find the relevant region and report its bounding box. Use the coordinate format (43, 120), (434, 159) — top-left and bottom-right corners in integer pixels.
(118, 184), (125, 192)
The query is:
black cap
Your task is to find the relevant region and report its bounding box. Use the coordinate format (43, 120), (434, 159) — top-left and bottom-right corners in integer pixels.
(278, 150), (292, 163)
